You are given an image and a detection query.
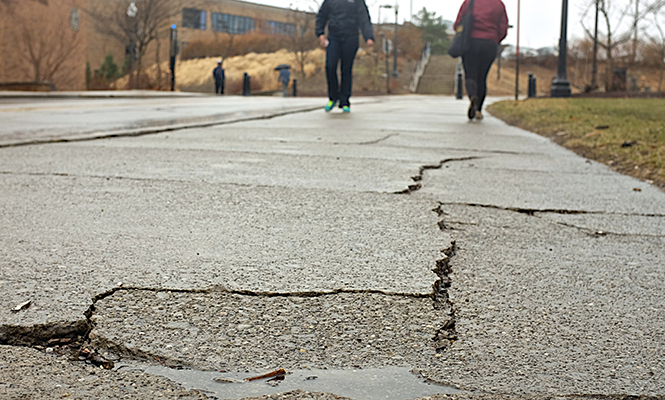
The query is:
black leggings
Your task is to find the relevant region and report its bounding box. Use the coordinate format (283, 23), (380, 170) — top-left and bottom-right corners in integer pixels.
(462, 39), (498, 111)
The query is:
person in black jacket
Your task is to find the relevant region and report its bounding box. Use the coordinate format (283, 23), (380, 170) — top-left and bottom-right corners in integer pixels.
(213, 60), (225, 95)
(316, 0), (374, 113)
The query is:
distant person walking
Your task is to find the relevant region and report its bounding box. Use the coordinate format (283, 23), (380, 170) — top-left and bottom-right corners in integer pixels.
(316, 0), (374, 113)
(279, 68), (291, 97)
(213, 60), (225, 95)
(454, 0), (508, 120)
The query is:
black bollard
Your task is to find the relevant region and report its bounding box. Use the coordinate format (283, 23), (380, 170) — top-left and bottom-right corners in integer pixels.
(242, 73), (252, 96)
(292, 79), (297, 97)
(528, 73), (535, 98)
(456, 73), (464, 100)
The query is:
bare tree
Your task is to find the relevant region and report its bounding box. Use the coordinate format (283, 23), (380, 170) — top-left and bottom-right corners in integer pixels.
(629, 0), (665, 65)
(87, 0), (181, 89)
(643, 6), (665, 90)
(286, 10), (318, 77)
(582, 0), (634, 90)
(6, 1), (82, 87)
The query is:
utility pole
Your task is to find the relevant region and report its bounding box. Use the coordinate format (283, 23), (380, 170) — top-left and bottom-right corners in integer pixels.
(169, 24), (178, 92)
(591, 0), (599, 89)
(551, 0), (572, 97)
(393, 4), (399, 77)
(515, 0), (520, 100)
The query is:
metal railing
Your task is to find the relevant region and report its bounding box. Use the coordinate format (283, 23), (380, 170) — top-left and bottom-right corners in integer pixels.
(409, 42), (431, 93)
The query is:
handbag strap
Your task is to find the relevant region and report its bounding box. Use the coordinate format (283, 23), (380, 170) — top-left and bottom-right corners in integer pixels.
(468, 0), (476, 19)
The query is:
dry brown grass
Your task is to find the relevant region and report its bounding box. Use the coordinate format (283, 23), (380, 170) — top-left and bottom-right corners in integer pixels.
(114, 48), (326, 94)
(114, 46), (417, 96)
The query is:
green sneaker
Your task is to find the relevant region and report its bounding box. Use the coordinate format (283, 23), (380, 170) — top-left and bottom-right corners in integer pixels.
(342, 105), (350, 113)
(325, 100), (337, 112)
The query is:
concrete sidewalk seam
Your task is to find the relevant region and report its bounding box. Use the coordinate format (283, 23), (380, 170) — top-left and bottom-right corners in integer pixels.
(437, 201), (665, 218)
(0, 105), (323, 149)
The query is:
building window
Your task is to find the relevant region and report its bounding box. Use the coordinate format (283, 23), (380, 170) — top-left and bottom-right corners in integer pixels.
(264, 20), (296, 36)
(212, 13), (254, 35)
(183, 8), (207, 30)
(70, 8), (80, 31)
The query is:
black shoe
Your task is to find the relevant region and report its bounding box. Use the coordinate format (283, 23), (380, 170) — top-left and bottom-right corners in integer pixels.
(468, 96), (479, 120)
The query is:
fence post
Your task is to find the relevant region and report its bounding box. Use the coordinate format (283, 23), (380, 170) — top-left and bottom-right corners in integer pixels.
(292, 79), (297, 97)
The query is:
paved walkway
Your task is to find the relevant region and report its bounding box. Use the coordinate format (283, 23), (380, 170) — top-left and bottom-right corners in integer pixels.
(0, 95), (663, 399)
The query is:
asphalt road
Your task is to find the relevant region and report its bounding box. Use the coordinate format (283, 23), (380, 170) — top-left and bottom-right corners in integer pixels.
(0, 94), (663, 400)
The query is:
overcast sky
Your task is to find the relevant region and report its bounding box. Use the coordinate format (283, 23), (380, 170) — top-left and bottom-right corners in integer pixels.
(250, 0), (602, 49)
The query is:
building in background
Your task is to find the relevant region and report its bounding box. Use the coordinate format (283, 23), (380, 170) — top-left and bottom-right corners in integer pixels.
(0, 0), (89, 90)
(0, 0), (312, 91)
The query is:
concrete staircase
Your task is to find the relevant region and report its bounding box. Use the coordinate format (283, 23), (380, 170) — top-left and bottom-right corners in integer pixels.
(416, 55), (458, 95)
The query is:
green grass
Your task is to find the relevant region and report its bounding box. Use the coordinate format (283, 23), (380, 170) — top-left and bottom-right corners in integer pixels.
(487, 98), (665, 189)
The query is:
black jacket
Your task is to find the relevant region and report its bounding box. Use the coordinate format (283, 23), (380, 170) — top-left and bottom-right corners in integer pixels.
(213, 66), (225, 82)
(316, 0), (374, 42)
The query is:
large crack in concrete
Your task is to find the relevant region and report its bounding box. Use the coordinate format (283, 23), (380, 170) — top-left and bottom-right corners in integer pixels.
(396, 157), (483, 194)
(0, 144), (466, 395)
(436, 201), (665, 218)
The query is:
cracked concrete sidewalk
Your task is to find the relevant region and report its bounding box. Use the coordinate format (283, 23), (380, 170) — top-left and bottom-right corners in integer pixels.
(1, 95), (664, 399)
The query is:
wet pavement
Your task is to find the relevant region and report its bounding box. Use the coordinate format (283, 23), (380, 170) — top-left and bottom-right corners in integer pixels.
(1, 95), (664, 399)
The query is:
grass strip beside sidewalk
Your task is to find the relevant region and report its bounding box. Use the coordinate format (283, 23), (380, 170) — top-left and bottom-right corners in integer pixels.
(487, 98), (665, 190)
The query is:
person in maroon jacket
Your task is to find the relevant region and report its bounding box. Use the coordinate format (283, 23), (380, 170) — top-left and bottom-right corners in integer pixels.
(454, 0), (508, 120)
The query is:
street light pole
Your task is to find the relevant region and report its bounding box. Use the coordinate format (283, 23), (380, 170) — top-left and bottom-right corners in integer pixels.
(169, 24), (178, 92)
(515, 0), (520, 100)
(393, 4), (399, 77)
(591, 0), (599, 89)
(378, 5), (392, 38)
(551, 0), (571, 97)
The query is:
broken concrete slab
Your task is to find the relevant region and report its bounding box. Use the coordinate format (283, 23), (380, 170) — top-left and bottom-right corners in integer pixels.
(420, 202), (665, 395)
(421, 162), (664, 215)
(0, 172), (449, 338)
(89, 290), (447, 372)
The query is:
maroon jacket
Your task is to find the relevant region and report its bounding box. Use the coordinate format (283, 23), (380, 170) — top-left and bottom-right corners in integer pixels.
(454, 0), (508, 44)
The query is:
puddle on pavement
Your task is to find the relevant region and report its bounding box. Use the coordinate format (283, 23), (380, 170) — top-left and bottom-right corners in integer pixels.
(117, 363), (459, 400)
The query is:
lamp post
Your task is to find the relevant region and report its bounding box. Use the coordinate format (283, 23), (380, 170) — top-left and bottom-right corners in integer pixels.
(392, 4), (399, 77)
(126, 2), (138, 89)
(378, 5), (392, 37)
(551, 0), (571, 97)
(591, 0), (599, 89)
(515, 0), (520, 100)
(378, 4), (390, 25)
(169, 24), (178, 92)
(378, 5), (393, 89)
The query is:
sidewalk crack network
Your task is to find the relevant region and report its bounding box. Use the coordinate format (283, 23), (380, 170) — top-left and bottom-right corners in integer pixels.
(396, 156), (482, 194)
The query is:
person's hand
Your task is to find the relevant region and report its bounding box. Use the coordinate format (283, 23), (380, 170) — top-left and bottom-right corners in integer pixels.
(367, 39), (374, 47)
(319, 35), (328, 47)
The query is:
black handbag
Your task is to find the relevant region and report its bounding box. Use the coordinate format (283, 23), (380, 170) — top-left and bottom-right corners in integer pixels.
(448, 0), (475, 58)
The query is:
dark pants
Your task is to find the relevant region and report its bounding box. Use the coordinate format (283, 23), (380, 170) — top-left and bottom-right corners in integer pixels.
(462, 39), (498, 111)
(326, 35), (359, 107)
(215, 80), (224, 95)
